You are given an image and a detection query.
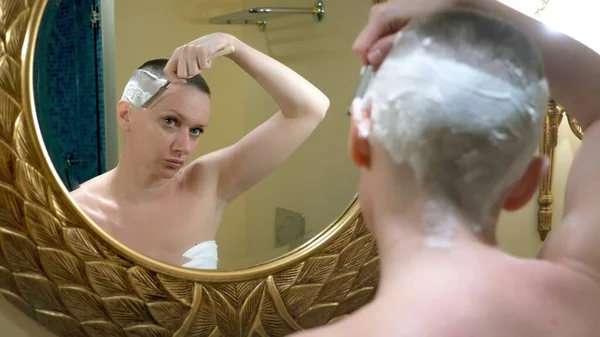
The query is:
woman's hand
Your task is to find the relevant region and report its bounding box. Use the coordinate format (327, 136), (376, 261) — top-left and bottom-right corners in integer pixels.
(352, 0), (473, 69)
(164, 33), (239, 83)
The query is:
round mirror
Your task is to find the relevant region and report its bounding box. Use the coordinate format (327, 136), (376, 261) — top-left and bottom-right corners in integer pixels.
(32, 0), (369, 271)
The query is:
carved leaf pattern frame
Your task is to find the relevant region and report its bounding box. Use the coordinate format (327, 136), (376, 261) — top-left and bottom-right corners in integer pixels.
(0, 0), (382, 336)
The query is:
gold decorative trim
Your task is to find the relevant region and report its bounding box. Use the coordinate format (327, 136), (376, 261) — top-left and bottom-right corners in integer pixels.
(567, 113), (583, 140)
(537, 101), (584, 240)
(0, 0), (380, 336)
(537, 100), (563, 241)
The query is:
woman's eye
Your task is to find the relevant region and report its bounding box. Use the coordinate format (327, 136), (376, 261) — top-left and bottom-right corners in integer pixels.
(164, 117), (176, 126)
(190, 128), (203, 136)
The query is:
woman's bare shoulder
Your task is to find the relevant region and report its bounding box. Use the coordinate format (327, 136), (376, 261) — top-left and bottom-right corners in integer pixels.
(69, 172), (112, 204)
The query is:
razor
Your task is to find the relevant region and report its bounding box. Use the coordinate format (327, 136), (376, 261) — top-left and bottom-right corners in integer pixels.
(141, 45), (236, 109)
(347, 64), (375, 115)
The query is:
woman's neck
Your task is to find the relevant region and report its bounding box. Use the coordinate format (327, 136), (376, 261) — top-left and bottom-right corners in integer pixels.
(110, 150), (179, 202)
(369, 196), (495, 297)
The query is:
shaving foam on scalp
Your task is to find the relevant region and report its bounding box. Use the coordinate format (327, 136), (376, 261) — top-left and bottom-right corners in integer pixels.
(352, 96), (372, 138)
(121, 69), (168, 108)
(358, 31), (549, 247)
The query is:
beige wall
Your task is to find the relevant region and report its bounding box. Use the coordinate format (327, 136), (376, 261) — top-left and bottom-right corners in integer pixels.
(239, 0), (366, 266)
(0, 297), (57, 337)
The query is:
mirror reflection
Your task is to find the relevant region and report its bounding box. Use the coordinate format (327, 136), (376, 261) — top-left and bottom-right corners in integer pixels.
(33, 0), (368, 270)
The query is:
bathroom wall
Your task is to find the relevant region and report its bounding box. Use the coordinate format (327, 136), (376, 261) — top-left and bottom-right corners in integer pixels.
(0, 297), (57, 337)
(239, 0), (364, 264)
(34, 0), (105, 190)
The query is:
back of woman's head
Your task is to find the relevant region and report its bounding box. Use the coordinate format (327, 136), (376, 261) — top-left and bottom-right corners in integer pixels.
(363, 10), (549, 229)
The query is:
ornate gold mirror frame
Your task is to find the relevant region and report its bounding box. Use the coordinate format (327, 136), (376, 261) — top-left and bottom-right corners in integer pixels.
(537, 101), (583, 240)
(0, 1), (381, 336)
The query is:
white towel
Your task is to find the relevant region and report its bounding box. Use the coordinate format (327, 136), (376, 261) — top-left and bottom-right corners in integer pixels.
(181, 240), (218, 270)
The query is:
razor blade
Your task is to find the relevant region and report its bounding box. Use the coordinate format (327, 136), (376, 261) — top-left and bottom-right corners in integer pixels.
(347, 65), (375, 115)
(141, 81), (170, 109)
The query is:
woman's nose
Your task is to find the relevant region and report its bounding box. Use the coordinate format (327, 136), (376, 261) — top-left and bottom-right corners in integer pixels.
(172, 132), (191, 155)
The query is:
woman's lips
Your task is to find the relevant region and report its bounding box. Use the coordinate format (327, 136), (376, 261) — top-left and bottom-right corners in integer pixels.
(165, 159), (184, 168)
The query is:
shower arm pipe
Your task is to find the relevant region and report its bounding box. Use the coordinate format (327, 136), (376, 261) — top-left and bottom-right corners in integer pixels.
(247, 7), (318, 15)
(209, 0), (325, 28)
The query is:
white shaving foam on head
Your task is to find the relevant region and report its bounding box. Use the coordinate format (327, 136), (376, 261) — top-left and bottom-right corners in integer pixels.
(121, 69), (168, 108)
(361, 31), (549, 247)
(351, 97), (371, 138)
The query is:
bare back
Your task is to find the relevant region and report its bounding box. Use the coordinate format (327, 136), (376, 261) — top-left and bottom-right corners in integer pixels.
(70, 160), (224, 266)
(293, 250), (600, 337)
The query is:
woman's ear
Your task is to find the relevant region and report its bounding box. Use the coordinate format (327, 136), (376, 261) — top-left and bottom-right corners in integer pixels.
(348, 99), (372, 168)
(117, 99), (132, 131)
(503, 156), (550, 211)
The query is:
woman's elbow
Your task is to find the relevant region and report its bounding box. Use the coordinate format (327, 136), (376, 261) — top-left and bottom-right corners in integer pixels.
(312, 93), (330, 120)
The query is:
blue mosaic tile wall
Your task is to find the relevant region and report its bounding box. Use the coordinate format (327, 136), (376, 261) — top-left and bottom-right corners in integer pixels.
(95, 0), (105, 174)
(34, 0), (105, 191)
